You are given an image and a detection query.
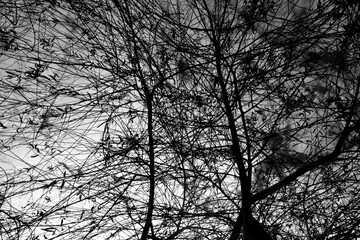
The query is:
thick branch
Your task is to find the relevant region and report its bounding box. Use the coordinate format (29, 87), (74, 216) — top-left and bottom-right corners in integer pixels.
(252, 119), (360, 203)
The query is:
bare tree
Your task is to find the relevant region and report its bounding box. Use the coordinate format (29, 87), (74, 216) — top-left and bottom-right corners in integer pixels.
(1, 0), (360, 239)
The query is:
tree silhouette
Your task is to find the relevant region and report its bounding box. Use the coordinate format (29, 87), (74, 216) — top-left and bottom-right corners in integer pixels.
(1, 0), (360, 239)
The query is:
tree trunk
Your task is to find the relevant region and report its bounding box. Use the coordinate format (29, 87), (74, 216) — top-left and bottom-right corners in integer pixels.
(243, 214), (273, 240)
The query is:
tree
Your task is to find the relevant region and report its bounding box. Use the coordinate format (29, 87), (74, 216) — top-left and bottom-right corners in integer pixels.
(1, 0), (360, 239)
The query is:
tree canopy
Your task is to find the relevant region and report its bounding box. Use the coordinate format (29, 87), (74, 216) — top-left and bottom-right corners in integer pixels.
(1, 0), (360, 239)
